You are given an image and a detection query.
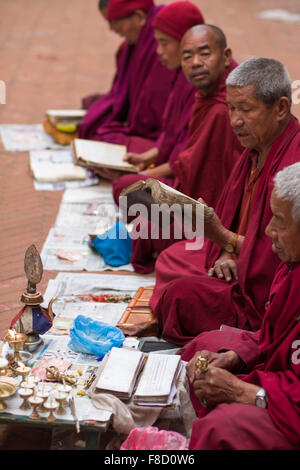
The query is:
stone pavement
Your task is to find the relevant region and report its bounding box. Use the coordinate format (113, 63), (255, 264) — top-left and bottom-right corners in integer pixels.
(0, 0), (299, 451)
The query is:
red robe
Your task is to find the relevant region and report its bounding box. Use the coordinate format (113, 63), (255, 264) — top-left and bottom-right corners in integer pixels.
(78, 5), (175, 149)
(151, 116), (300, 345)
(112, 68), (197, 203)
(123, 60), (243, 273)
(182, 261), (300, 450)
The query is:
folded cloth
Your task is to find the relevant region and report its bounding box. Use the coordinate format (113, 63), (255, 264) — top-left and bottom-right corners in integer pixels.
(91, 221), (132, 267)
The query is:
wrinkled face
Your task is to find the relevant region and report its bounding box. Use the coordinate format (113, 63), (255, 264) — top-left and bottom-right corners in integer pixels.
(181, 28), (231, 94)
(110, 13), (144, 44)
(265, 189), (300, 263)
(154, 29), (181, 70)
(226, 85), (282, 152)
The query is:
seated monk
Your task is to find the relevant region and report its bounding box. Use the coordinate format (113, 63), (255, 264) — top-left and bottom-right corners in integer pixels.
(78, 0), (176, 153)
(143, 58), (300, 346)
(97, 1), (204, 185)
(181, 163), (300, 450)
(115, 24), (243, 277)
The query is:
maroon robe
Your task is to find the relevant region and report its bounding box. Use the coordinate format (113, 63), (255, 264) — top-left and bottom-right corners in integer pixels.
(182, 261), (300, 450)
(78, 5), (176, 149)
(123, 60), (243, 273)
(151, 116), (300, 345)
(112, 68), (197, 203)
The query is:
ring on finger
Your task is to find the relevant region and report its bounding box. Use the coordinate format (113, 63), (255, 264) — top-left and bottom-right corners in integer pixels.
(219, 262), (227, 267)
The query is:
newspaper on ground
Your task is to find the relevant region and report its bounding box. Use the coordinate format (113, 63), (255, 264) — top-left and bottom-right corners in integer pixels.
(0, 124), (66, 151)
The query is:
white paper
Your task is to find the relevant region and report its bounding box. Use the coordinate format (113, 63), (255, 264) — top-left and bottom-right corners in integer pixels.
(51, 300), (126, 326)
(135, 354), (181, 399)
(257, 9), (300, 23)
(0, 124), (67, 151)
(74, 138), (132, 169)
(43, 273), (155, 304)
(96, 347), (143, 394)
(30, 149), (99, 190)
(62, 183), (114, 204)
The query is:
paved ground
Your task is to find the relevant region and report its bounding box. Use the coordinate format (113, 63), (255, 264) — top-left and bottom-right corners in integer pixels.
(0, 0), (299, 450)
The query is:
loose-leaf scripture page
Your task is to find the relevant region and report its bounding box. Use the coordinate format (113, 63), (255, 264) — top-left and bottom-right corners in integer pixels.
(72, 138), (138, 173)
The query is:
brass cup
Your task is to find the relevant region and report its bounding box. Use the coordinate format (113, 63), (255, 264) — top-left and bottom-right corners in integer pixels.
(5, 334), (27, 361)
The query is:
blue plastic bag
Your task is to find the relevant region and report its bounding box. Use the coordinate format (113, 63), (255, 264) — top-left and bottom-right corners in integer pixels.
(68, 315), (125, 356)
(91, 220), (132, 267)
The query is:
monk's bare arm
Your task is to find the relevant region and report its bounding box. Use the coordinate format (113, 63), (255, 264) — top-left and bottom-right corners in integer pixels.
(141, 162), (173, 178)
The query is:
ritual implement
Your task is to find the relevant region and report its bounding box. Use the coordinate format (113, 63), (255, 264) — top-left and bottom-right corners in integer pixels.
(195, 356), (209, 373)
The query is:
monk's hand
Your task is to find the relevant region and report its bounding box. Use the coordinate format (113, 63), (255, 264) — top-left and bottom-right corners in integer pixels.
(117, 320), (159, 338)
(197, 198), (226, 244)
(123, 148), (158, 171)
(123, 152), (147, 170)
(92, 167), (124, 181)
(208, 252), (238, 282)
(192, 366), (260, 407)
(187, 350), (241, 383)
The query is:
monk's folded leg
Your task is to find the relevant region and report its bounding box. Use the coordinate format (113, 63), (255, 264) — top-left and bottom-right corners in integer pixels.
(155, 274), (250, 346)
(189, 403), (296, 450)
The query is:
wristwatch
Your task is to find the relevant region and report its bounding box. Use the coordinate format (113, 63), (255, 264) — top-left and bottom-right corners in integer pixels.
(255, 388), (268, 408)
(224, 233), (239, 254)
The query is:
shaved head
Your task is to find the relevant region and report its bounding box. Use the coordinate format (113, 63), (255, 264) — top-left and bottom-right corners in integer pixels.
(183, 24), (227, 51)
(180, 23), (232, 95)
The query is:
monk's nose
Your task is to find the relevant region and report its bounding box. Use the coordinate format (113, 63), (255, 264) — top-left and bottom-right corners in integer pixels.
(192, 54), (204, 68)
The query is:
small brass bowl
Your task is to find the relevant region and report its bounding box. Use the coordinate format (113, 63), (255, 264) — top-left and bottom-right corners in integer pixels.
(0, 382), (16, 410)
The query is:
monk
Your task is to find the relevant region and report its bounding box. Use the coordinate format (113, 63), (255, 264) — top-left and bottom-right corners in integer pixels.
(100, 1), (204, 188)
(182, 162), (300, 450)
(78, 0), (175, 152)
(123, 24), (242, 275)
(147, 58), (300, 346)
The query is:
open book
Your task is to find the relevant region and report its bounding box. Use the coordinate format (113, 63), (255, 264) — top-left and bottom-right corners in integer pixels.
(95, 347), (182, 406)
(134, 353), (181, 405)
(95, 347), (145, 400)
(72, 138), (139, 173)
(120, 178), (214, 222)
(46, 109), (86, 126)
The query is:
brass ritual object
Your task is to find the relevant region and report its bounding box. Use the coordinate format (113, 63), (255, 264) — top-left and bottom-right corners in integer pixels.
(195, 356), (209, 373)
(28, 394), (44, 420)
(21, 244), (44, 307)
(18, 387), (33, 410)
(4, 332), (27, 362)
(0, 382), (16, 411)
(52, 391), (68, 416)
(45, 366), (77, 386)
(44, 398), (58, 422)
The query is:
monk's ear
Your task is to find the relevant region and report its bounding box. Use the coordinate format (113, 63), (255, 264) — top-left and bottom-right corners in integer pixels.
(223, 47), (232, 67)
(133, 9), (147, 28)
(275, 96), (291, 122)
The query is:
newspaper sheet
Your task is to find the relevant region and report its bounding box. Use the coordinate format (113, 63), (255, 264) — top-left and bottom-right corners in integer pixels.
(29, 149), (99, 191)
(0, 124), (66, 151)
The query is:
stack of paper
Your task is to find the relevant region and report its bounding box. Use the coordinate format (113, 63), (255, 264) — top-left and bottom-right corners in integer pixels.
(134, 353), (182, 406)
(96, 347), (145, 400)
(31, 162), (87, 182)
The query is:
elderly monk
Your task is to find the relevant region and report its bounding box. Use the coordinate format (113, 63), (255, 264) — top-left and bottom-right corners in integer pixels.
(100, 1), (204, 186)
(78, 0), (175, 152)
(121, 24), (242, 276)
(181, 162), (300, 450)
(146, 58), (300, 346)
